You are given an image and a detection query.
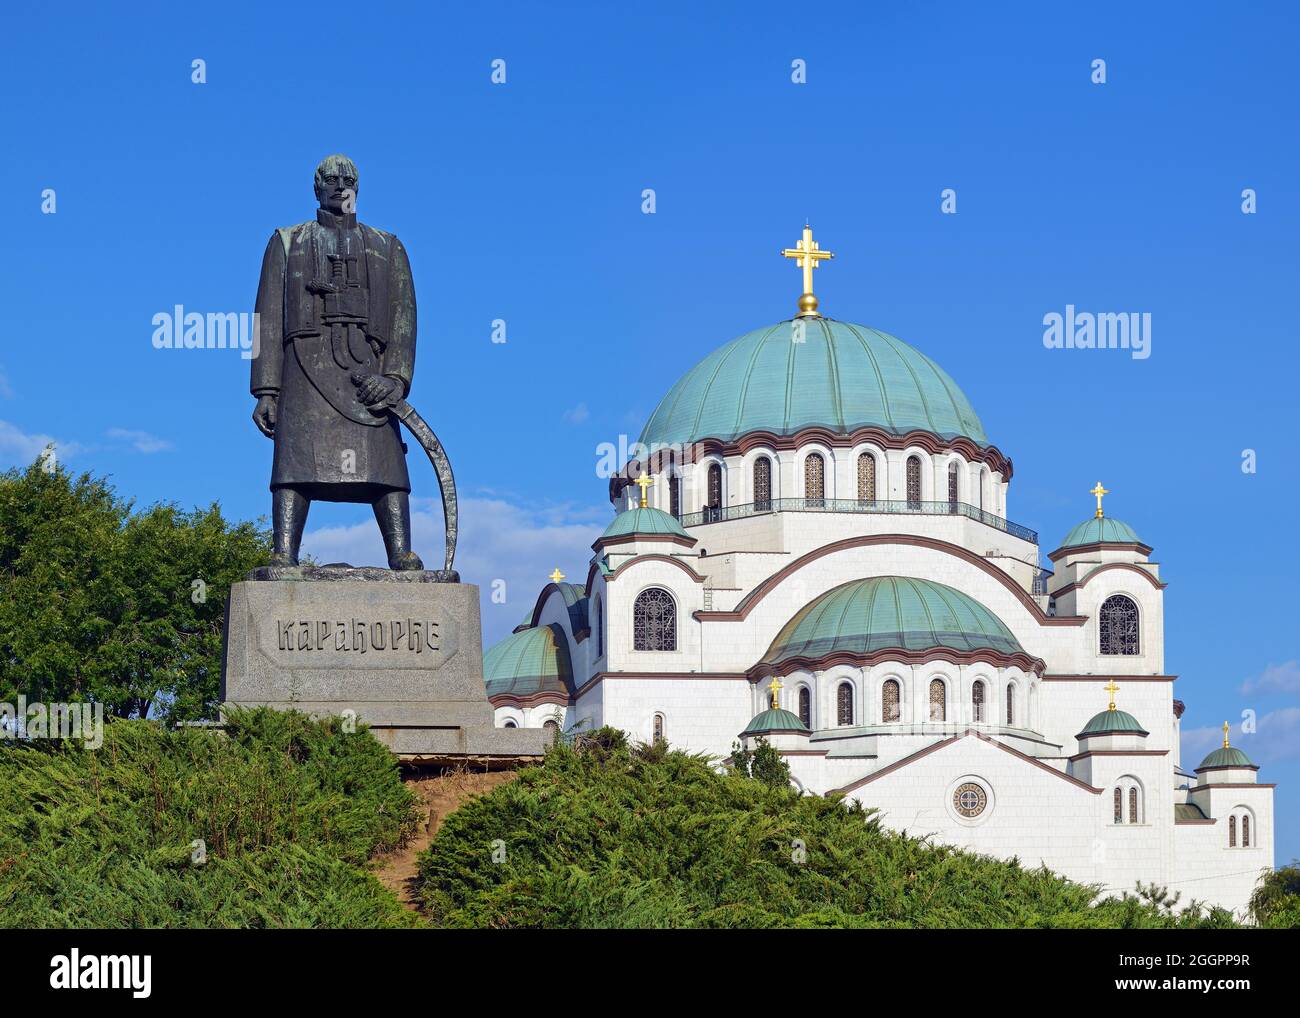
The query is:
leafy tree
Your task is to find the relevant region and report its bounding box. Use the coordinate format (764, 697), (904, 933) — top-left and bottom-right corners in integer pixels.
(0, 458), (269, 720)
(1249, 862), (1300, 928)
(729, 737), (793, 789)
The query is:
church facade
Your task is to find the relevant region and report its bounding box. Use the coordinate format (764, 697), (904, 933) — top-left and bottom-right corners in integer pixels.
(482, 228), (1274, 917)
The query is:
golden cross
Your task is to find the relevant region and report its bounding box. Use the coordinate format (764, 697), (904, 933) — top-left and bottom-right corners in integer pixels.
(548, 567), (565, 584)
(781, 224), (834, 318)
(767, 675), (783, 710)
(634, 471), (654, 509)
(1090, 481), (1109, 519)
(1223, 720), (1231, 748)
(1103, 679), (1120, 710)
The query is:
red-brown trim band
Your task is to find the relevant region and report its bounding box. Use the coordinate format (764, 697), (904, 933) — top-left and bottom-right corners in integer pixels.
(1048, 540), (1154, 563)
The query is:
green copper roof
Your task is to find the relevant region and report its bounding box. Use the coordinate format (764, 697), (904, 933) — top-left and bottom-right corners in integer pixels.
(762, 576), (1023, 667)
(484, 623), (573, 698)
(741, 707), (810, 736)
(600, 506), (689, 540)
(1058, 516), (1143, 550)
(1196, 746), (1257, 770)
(639, 319), (989, 450)
(1079, 708), (1148, 736)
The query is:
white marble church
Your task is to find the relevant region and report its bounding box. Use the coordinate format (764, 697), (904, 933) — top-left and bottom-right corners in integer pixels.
(483, 227), (1274, 916)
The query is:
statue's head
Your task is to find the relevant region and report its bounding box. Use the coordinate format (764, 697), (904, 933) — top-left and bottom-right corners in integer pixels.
(314, 154), (358, 214)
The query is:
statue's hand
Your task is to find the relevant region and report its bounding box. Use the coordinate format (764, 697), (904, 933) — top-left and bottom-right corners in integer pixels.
(253, 394), (278, 438)
(352, 373), (401, 410)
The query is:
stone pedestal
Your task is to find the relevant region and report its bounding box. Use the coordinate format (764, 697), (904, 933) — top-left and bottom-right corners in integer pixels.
(220, 572), (547, 758)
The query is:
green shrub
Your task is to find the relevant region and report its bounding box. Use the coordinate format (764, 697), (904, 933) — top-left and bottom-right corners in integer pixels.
(0, 708), (419, 928)
(416, 739), (1239, 929)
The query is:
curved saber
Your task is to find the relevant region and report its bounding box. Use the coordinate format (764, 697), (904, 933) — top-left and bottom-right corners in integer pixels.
(391, 398), (458, 574)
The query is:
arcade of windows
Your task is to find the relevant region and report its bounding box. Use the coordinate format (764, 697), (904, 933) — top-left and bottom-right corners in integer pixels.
(1112, 778), (1144, 824)
(814, 677), (1027, 728)
(1228, 809), (1254, 848)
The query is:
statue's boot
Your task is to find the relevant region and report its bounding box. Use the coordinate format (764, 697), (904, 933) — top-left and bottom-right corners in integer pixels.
(271, 487), (311, 567)
(374, 490), (424, 571)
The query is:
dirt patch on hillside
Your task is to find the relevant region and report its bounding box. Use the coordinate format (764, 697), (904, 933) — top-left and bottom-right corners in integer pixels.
(374, 767), (519, 913)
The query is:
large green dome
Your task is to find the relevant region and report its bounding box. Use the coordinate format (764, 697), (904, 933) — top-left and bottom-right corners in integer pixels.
(639, 319), (989, 449)
(762, 576), (1022, 667)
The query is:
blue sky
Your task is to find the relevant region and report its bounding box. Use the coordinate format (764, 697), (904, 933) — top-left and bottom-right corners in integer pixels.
(3, 2), (1297, 864)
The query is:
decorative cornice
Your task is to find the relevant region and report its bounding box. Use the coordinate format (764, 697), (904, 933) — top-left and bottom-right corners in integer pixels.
(1047, 540), (1154, 563)
(1050, 561), (1167, 597)
(692, 534), (1084, 627)
(1194, 764), (1260, 774)
(605, 553), (705, 583)
(749, 646), (1046, 682)
(489, 691), (570, 709)
(1043, 674), (1177, 682)
(592, 532), (698, 552)
(1069, 749), (1168, 762)
(611, 427), (1014, 499)
(1192, 782), (1276, 790)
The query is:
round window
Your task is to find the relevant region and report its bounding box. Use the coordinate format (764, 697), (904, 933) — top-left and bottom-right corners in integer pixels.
(953, 781), (987, 818)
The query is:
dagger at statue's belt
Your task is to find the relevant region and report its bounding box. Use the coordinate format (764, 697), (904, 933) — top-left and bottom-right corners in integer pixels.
(351, 372), (459, 577)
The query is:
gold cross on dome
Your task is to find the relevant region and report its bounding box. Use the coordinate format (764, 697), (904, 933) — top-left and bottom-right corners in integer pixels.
(634, 471), (654, 508)
(1103, 679), (1120, 710)
(767, 675), (784, 710)
(1090, 481), (1109, 519)
(548, 567), (565, 584)
(781, 224), (834, 318)
(1223, 720), (1231, 748)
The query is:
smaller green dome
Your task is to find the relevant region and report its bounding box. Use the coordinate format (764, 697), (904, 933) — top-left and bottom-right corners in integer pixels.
(1079, 708), (1148, 737)
(741, 708), (809, 737)
(484, 624), (573, 698)
(1057, 516), (1143, 551)
(1196, 746), (1257, 771)
(600, 506), (689, 540)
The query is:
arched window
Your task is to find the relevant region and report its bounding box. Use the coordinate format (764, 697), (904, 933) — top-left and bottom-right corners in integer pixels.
(882, 679), (901, 722)
(706, 463), (722, 518)
(594, 597), (604, 657)
(1114, 778), (1142, 824)
(669, 474), (680, 518)
(1099, 594), (1140, 655)
(857, 452), (876, 505)
(929, 678), (946, 722)
(977, 469), (985, 512)
(971, 680), (985, 722)
(804, 453), (825, 506)
(503, 719), (517, 729)
(1005, 685), (1015, 726)
(1242, 814), (1251, 847)
(633, 587), (676, 651)
(947, 461), (959, 510)
(1229, 815), (1237, 847)
(836, 682), (853, 726)
(652, 713), (665, 744)
(754, 456), (772, 512)
(543, 718), (558, 731)
(906, 455), (922, 509)
(798, 686), (811, 728)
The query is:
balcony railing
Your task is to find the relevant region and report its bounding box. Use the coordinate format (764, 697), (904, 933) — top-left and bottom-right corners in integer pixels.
(678, 497), (1038, 545)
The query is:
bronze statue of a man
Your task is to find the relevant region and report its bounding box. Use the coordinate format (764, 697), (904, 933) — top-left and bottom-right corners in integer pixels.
(251, 155), (423, 570)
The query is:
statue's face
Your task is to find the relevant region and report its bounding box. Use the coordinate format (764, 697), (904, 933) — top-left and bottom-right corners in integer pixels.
(315, 166), (358, 214)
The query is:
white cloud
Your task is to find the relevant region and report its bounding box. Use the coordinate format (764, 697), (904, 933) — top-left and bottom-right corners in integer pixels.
(300, 494), (610, 648)
(106, 427), (174, 454)
(1239, 660), (1300, 696)
(562, 402), (590, 425)
(0, 420), (84, 466)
